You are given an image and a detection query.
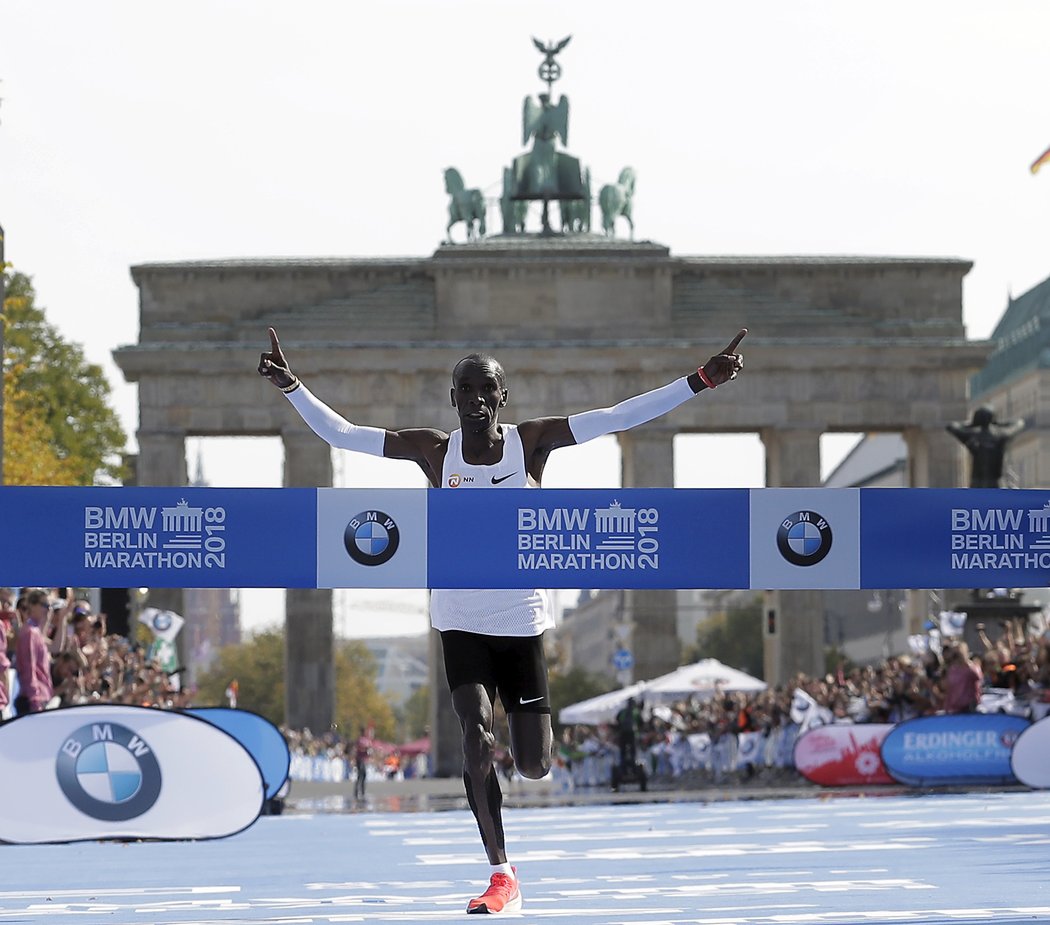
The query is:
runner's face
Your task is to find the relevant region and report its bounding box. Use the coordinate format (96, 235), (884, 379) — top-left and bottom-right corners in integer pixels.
(451, 361), (507, 434)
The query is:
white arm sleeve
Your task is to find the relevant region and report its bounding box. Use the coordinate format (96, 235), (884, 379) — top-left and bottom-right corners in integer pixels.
(567, 377), (696, 445)
(284, 383), (387, 456)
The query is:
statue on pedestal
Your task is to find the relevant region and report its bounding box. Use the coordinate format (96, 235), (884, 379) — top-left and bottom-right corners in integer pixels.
(599, 167), (637, 239)
(444, 35), (640, 240)
(946, 405), (1025, 488)
(444, 168), (487, 243)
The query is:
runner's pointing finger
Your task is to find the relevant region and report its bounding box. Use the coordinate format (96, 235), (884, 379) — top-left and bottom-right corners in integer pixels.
(721, 328), (747, 356)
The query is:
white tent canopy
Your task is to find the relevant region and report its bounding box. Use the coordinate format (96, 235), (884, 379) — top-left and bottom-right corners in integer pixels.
(557, 659), (767, 725)
(557, 681), (648, 726)
(643, 658), (766, 703)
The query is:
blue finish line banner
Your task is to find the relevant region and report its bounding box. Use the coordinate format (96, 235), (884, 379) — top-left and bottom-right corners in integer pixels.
(3, 486), (1050, 589)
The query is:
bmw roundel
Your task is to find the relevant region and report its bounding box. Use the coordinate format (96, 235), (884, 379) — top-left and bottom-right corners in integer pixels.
(344, 510), (400, 566)
(151, 611), (173, 633)
(776, 510), (833, 566)
(55, 722), (162, 821)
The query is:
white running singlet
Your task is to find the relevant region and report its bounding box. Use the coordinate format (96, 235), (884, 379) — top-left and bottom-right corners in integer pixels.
(429, 425), (554, 637)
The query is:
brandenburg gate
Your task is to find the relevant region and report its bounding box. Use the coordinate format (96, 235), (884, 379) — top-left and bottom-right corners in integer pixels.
(112, 37), (988, 764)
(113, 240), (987, 743)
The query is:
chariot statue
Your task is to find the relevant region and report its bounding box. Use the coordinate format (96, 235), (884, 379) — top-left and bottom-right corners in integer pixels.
(504, 36), (587, 234)
(446, 35), (646, 240)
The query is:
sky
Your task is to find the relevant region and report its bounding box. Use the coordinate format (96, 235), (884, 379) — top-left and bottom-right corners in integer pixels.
(4, 1), (1050, 635)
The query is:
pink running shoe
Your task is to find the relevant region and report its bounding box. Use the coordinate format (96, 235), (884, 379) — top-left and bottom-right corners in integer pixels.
(466, 866), (522, 914)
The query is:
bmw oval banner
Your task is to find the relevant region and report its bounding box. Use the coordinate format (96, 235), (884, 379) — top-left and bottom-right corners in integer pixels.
(185, 707), (290, 800)
(0, 705), (265, 844)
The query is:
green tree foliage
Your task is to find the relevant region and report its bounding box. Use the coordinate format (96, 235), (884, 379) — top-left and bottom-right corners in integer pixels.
(2, 269), (126, 484)
(397, 683), (430, 741)
(684, 594), (765, 679)
(195, 631), (398, 739)
(3, 361), (80, 484)
(335, 640), (396, 741)
(548, 664), (612, 730)
(195, 628), (286, 724)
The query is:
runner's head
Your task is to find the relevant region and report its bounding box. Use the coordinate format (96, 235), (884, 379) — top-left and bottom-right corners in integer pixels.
(451, 354), (508, 434)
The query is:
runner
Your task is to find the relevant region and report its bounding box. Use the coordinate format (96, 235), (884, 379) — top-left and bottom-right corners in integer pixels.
(259, 326), (746, 913)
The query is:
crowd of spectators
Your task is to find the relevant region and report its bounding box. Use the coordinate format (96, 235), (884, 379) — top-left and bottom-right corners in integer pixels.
(557, 616), (1050, 789)
(6, 585), (1050, 793)
(0, 586), (189, 720)
(282, 726), (430, 786)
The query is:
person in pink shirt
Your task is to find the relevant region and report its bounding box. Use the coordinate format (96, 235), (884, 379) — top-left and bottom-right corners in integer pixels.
(0, 589), (14, 719)
(940, 642), (983, 714)
(0, 631), (9, 719)
(14, 589), (55, 715)
(0, 588), (15, 662)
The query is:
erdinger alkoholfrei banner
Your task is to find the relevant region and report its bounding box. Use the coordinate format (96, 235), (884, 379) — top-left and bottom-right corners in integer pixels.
(880, 713), (1030, 787)
(0, 704), (265, 844)
(5, 486), (1050, 589)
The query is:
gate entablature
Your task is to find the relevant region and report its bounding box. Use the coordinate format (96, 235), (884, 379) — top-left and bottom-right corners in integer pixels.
(116, 247), (986, 440)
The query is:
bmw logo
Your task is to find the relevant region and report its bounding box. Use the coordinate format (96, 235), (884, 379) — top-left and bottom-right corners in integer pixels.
(776, 510), (833, 566)
(152, 612), (173, 633)
(344, 510), (400, 566)
(56, 722), (162, 821)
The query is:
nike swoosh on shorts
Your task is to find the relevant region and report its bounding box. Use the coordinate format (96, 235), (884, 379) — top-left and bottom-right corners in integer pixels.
(519, 696), (543, 704)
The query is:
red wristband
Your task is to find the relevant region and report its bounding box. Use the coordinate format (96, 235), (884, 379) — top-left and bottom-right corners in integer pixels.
(697, 366), (717, 390)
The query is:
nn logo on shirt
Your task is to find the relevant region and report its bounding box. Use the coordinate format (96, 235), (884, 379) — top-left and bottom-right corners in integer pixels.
(447, 474), (475, 488)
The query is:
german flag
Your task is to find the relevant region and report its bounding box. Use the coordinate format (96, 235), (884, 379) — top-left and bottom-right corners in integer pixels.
(1031, 144), (1050, 174)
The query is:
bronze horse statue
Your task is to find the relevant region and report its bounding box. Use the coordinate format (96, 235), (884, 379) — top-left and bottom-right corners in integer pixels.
(599, 166), (636, 239)
(444, 167), (487, 243)
(500, 167), (528, 234)
(559, 166), (591, 233)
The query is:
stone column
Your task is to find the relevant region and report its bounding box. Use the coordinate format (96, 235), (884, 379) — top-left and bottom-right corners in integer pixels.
(135, 430), (188, 488)
(282, 432), (334, 732)
(134, 431), (188, 625)
(763, 427), (821, 489)
(618, 428), (681, 681)
(760, 429), (824, 684)
(905, 427), (960, 489)
(428, 623), (462, 777)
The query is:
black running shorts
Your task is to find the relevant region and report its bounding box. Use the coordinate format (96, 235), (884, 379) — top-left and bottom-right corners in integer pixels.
(439, 629), (551, 714)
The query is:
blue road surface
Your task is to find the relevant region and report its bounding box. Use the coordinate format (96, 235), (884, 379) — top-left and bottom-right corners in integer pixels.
(1, 790), (1049, 923)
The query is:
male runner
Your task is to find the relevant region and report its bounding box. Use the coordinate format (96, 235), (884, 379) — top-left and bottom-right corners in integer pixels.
(259, 326), (746, 914)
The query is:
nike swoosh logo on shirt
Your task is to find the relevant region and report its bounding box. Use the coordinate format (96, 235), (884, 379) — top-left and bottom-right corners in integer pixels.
(491, 472), (518, 484)
(519, 695), (544, 705)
